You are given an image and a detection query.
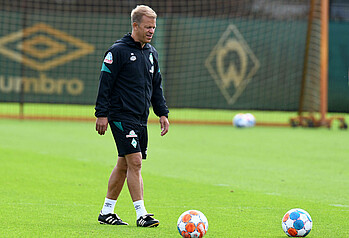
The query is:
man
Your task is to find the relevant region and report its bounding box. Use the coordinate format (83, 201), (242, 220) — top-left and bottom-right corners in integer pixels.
(94, 5), (169, 227)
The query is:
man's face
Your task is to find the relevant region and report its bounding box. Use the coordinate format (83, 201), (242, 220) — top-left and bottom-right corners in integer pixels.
(134, 16), (156, 45)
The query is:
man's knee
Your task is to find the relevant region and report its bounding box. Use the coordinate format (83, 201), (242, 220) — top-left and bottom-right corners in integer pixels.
(116, 157), (128, 173)
(125, 153), (142, 172)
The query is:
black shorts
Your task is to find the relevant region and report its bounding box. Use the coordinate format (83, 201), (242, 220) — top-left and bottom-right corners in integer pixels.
(109, 121), (148, 159)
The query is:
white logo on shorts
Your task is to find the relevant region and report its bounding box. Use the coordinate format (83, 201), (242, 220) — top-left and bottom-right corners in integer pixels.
(126, 130), (137, 138)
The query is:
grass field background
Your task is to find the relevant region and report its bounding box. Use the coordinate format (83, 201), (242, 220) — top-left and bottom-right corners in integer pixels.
(4, 102), (349, 124)
(0, 113), (348, 237)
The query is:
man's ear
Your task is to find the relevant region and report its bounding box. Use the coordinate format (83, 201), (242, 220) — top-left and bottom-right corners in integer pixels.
(132, 22), (138, 30)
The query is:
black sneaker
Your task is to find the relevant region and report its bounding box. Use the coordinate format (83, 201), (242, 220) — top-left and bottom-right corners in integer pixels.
(136, 214), (159, 227)
(98, 212), (129, 225)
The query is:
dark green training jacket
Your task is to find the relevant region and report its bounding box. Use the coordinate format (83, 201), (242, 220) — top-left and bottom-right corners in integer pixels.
(95, 33), (169, 125)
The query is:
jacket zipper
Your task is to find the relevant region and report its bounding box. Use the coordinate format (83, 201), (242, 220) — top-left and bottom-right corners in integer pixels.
(141, 49), (148, 120)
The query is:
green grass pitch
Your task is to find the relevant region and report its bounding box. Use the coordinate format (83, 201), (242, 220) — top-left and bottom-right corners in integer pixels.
(0, 119), (348, 237)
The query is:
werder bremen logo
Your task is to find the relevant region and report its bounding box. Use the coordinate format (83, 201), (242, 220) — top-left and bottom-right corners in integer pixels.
(205, 24), (260, 105)
(0, 23), (94, 71)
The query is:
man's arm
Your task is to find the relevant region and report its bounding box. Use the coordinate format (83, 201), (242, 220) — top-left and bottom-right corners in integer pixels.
(151, 51), (169, 119)
(95, 64), (113, 136)
(95, 51), (118, 118)
(95, 49), (120, 135)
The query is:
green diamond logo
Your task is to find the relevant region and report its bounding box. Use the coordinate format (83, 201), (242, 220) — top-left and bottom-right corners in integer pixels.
(131, 138), (137, 148)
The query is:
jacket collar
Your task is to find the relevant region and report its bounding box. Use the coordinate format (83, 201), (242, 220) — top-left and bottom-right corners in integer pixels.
(117, 33), (151, 49)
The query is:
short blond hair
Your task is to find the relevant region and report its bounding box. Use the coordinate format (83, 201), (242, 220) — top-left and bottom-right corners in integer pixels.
(131, 5), (157, 24)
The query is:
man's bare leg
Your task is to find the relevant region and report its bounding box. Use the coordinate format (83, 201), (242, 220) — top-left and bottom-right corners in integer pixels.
(125, 152), (159, 227)
(106, 156), (127, 200)
(98, 156), (129, 225)
(125, 152), (143, 202)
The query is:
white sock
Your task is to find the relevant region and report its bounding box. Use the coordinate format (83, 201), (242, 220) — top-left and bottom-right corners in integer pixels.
(133, 200), (147, 219)
(101, 198), (116, 215)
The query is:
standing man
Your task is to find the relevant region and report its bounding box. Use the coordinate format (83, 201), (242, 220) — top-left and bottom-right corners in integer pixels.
(95, 5), (169, 227)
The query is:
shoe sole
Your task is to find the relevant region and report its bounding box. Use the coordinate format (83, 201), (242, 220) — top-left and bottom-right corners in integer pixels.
(99, 221), (129, 225)
(149, 222), (159, 227)
(137, 222), (159, 227)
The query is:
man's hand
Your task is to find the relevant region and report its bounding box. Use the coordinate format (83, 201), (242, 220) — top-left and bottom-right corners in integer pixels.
(96, 117), (108, 135)
(159, 116), (169, 136)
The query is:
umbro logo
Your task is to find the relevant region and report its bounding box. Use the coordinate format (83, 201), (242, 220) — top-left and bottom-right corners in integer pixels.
(0, 23), (94, 71)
